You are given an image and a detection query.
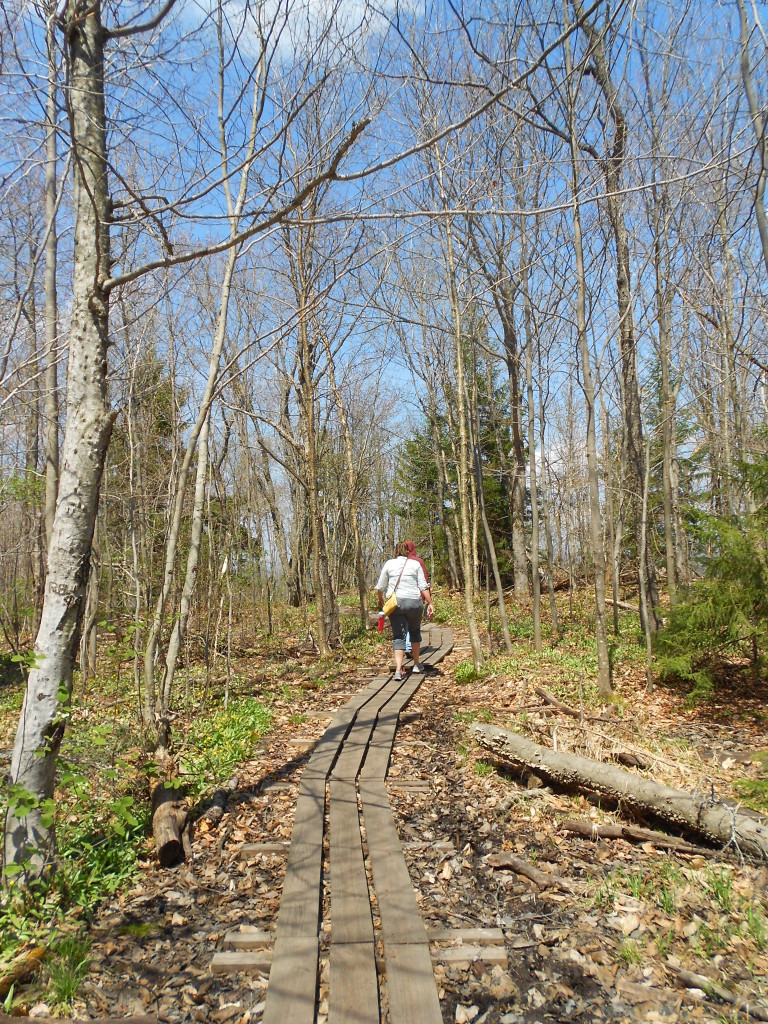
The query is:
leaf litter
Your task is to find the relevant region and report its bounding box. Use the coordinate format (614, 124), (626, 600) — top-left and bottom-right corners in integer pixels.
(15, 626), (768, 1023)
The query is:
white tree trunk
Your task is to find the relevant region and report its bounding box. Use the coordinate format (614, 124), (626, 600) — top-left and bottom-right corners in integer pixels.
(4, 0), (115, 879)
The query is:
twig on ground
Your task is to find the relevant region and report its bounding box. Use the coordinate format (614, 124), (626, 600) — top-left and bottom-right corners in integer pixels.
(674, 968), (768, 1021)
(485, 851), (577, 892)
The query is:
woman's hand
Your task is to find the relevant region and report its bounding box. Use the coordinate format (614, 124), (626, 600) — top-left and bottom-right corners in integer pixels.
(427, 602), (434, 619)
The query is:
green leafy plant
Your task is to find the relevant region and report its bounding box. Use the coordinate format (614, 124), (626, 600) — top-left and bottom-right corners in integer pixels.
(655, 859), (683, 914)
(453, 710), (478, 724)
(656, 928), (674, 958)
(734, 752), (768, 813)
(47, 933), (91, 1006)
(617, 939), (643, 966)
(474, 760), (494, 777)
(590, 876), (618, 911)
(454, 661), (487, 684)
(179, 696), (271, 798)
(743, 901), (767, 950)
(695, 919), (732, 956)
(622, 870), (648, 901)
(706, 867), (734, 913)
(2, 985), (14, 1014)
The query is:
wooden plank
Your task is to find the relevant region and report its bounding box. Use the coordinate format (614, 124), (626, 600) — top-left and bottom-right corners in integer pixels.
(359, 780), (430, 945)
(361, 675), (423, 780)
(399, 711), (422, 723)
(385, 943), (442, 1024)
(414, 628), (453, 671)
(240, 842), (288, 858)
(427, 926), (505, 945)
(274, 774), (325, 937)
(360, 718), (398, 778)
(431, 944), (508, 965)
(329, 780), (375, 945)
(303, 709), (356, 779)
(211, 949), (273, 973)
(260, 780), (295, 792)
(262, 936), (318, 1024)
(305, 672), (394, 782)
(223, 929), (274, 949)
(329, 943), (379, 1024)
(342, 676), (393, 712)
(333, 698), (391, 782)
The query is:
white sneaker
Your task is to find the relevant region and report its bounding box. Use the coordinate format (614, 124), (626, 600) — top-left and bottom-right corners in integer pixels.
(411, 665), (422, 674)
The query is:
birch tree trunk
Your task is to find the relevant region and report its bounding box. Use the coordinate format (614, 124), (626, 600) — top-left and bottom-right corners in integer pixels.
(4, 0), (115, 878)
(427, 406), (462, 590)
(517, 184), (542, 651)
(537, 346), (560, 641)
(159, 411), (211, 743)
(499, 297), (531, 601)
(321, 336), (370, 630)
(44, 7), (60, 554)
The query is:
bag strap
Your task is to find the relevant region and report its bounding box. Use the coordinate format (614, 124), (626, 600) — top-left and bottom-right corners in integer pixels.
(392, 556), (410, 594)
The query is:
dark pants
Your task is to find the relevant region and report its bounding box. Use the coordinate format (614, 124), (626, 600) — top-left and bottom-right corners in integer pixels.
(390, 599), (423, 651)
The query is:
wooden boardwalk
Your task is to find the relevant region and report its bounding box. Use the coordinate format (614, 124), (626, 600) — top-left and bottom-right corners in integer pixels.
(212, 626), (453, 1023)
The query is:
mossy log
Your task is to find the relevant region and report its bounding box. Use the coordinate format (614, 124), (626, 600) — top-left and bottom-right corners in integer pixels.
(472, 724), (768, 861)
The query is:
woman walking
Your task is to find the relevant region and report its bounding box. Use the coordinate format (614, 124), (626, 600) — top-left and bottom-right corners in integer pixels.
(376, 541), (434, 680)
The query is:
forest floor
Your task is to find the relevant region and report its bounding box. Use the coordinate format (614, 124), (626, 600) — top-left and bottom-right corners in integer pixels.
(3, 615), (768, 1024)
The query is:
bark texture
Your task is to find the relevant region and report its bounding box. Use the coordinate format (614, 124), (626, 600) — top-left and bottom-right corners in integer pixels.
(4, 0), (115, 877)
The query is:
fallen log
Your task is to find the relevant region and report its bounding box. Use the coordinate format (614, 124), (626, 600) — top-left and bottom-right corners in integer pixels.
(560, 818), (713, 856)
(607, 599), (639, 613)
(534, 686), (619, 726)
(200, 774), (239, 827)
(535, 686), (581, 718)
(151, 782), (187, 867)
(471, 724), (768, 861)
(0, 946), (45, 999)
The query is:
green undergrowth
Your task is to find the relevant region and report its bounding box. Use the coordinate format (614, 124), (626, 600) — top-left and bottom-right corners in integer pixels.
(46, 932), (92, 1007)
(471, 604), (646, 707)
(0, 601), (386, 971)
(591, 860), (768, 965)
(177, 695), (272, 799)
(0, 685), (274, 969)
(734, 752), (768, 813)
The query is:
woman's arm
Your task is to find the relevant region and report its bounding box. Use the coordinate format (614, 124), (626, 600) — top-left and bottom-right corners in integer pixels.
(416, 565), (434, 617)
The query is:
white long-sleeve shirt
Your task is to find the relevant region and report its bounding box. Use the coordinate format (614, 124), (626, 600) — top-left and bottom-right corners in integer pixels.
(376, 556), (428, 602)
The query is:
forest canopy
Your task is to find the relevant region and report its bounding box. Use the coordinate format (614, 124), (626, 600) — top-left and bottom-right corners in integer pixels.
(1, 0), (767, 878)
